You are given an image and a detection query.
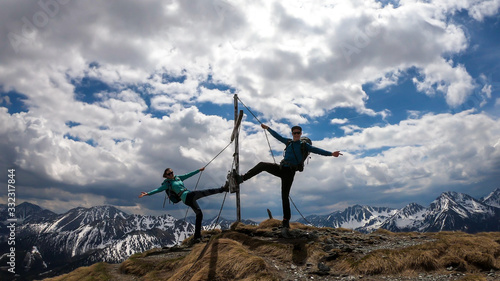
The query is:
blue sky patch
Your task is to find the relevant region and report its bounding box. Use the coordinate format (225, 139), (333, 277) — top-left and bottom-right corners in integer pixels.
(71, 76), (116, 104)
(65, 121), (81, 128)
(199, 74), (236, 93)
(364, 72), (449, 124)
(162, 72), (187, 84)
(0, 90), (29, 114)
(64, 133), (97, 147)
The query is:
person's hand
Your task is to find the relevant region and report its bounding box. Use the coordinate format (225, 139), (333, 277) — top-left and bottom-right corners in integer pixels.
(332, 151), (343, 157)
(261, 124), (269, 130)
(200, 167), (205, 172)
(139, 192), (148, 198)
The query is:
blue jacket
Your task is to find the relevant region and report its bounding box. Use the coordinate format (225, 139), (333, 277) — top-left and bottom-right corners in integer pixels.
(268, 128), (332, 167)
(146, 169), (200, 203)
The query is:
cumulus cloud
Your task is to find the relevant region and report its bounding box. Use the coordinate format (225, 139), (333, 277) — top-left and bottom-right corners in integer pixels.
(0, 0), (499, 217)
(0, 0), (485, 116)
(287, 111), (500, 213)
(413, 60), (475, 106)
(331, 118), (349, 125)
(329, 111), (500, 187)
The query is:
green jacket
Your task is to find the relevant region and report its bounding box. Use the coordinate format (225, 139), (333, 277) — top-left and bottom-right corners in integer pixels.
(147, 169), (200, 203)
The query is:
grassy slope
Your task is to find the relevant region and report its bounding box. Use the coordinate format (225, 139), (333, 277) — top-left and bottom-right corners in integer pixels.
(44, 219), (500, 281)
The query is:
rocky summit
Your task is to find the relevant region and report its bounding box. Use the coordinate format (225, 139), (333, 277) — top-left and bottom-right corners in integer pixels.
(45, 219), (500, 281)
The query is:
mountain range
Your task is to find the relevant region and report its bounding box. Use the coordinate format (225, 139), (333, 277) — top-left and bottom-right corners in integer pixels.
(0, 203), (196, 280)
(297, 188), (500, 233)
(0, 188), (499, 280)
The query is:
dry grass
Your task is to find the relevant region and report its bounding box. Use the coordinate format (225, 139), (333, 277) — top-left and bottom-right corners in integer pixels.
(227, 219), (327, 265)
(119, 247), (186, 278)
(119, 230), (283, 280)
(44, 222), (500, 280)
(43, 262), (112, 281)
(169, 238), (280, 281)
(120, 220), (322, 280)
(336, 231), (500, 276)
(221, 231), (291, 260)
(256, 218), (282, 229)
(230, 221), (498, 277)
(230, 218), (282, 236)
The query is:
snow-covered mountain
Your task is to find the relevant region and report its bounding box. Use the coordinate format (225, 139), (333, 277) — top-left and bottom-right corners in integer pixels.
(481, 188), (500, 208)
(16, 204), (194, 261)
(1, 188), (498, 279)
(298, 205), (398, 233)
(22, 246), (47, 273)
(0, 202), (258, 279)
(419, 191), (500, 232)
(299, 189), (500, 234)
(186, 216), (258, 230)
(5, 201), (58, 224)
(380, 203), (427, 232)
(0, 203), (196, 279)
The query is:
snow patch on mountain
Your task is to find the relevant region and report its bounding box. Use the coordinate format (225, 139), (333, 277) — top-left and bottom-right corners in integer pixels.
(299, 189), (500, 234)
(481, 188), (500, 208)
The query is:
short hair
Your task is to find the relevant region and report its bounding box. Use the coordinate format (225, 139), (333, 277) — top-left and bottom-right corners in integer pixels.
(291, 126), (302, 132)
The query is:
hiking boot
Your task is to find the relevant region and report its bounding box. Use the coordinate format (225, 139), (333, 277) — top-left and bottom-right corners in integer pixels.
(280, 219), (292, 238)
(221, 181), (229, 192)
(281, 227), (292, 238)
(186, 237), (202, 247)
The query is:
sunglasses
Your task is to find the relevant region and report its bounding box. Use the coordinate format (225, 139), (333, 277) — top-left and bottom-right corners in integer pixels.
(165, 171), (174, 176)
(292, 131), (301, 135)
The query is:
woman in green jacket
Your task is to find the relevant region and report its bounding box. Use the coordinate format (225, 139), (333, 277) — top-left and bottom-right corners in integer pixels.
(139, 167), (228, 243)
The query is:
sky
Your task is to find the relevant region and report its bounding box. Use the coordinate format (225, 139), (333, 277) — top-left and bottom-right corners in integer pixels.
(1, 0), (500, 222)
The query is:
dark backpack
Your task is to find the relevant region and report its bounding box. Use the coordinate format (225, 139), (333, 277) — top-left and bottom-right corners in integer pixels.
(163, 177), (186, 204)
(285, 137), (312, 172)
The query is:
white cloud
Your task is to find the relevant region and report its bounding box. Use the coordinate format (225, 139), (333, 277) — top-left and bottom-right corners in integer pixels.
(197, 87), (233, 105)
(0, 95), (11, 105)
(331, 118), (349, 125)
(329, 111), (500, 191)
(467, 0), (500, 21)
(1, 0), (499, 217)
(413, 60), (475, 106)
(341, 124), (363, 135)
(150, 96), (175, 112)
(279, 110), (500, 214)
(0, 0), (484, 120)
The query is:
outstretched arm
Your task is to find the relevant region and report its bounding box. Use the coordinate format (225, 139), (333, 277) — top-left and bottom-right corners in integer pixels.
(178, 168), (202, 181)
(261, 124), (289, 144)
(140, 181), (169, 197)
(306, 143), (343, 157)
(332, 151), (343, 157)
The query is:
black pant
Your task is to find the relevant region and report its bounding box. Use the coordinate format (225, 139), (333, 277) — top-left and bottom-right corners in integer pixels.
(184, 187), (224, 239)
(243, 162), (296, 221)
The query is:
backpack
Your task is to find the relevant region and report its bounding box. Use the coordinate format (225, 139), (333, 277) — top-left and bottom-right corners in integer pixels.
(163, 177), (186, 205)
(285, 137), (312, 172)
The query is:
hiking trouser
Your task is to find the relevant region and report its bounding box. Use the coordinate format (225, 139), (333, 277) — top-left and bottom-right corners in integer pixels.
(184, 187), (225, 239)
(242, 162), (296, 222)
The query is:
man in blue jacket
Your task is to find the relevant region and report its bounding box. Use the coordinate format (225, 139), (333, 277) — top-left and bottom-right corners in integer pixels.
(139, 167), (229, 244)
(235, 124), (342, 234)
